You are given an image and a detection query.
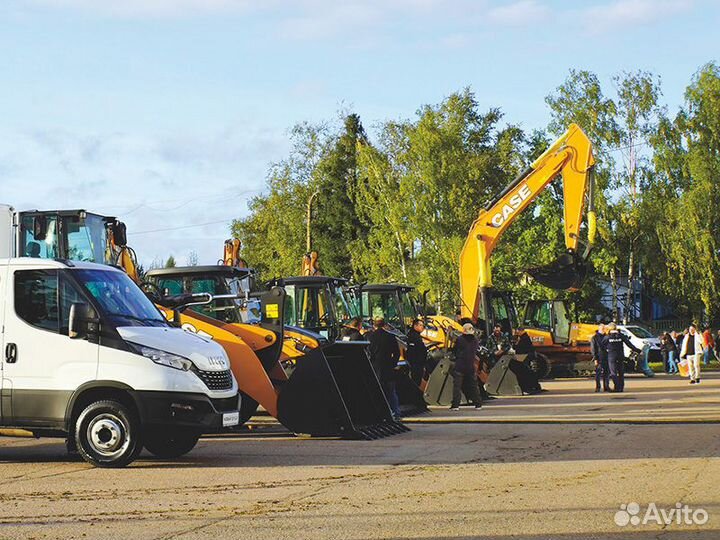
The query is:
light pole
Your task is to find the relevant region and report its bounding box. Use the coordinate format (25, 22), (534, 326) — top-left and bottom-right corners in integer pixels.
(306, 189), (319, 252)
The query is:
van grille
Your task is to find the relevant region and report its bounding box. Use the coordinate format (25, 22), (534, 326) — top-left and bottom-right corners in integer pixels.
(192, 368), (234, 391)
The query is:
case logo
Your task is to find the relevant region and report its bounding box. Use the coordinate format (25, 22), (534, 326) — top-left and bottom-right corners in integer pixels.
(490, 184), (532, 227)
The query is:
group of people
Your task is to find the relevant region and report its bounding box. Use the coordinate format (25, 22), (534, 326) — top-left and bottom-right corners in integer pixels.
(342, 315), (505, 418)
(660, 325), (716, 383)
(592, 322), (712, 392)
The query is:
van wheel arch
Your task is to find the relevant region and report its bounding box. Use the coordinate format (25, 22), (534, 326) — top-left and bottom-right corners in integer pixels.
(66, 383), (140, 434)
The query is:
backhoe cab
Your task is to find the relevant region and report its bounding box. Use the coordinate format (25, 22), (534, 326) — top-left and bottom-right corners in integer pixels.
(520, 299), (596, 377)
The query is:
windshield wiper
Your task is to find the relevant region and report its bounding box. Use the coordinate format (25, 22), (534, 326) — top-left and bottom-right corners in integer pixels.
(109, 313), (165, 324)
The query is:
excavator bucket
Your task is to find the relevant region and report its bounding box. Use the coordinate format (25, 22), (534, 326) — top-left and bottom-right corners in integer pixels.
(526, 252), (588, 291)
(277, 341), (409, 439)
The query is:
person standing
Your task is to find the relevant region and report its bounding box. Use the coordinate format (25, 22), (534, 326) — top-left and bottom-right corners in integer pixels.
(702, 327), (714, 366)
(681, 324), (704, 384)
(590, 323), (609, 392)
(602, 323), (641, 393)
(662, 332), (678, 374)
(406, 318), (428, 386)
(486, 323), (511, 366)
(675, 329), (686, 356)
(368, 317), (402, 418)
(340, 317), (364, 341)
(450, 323), (482, 411)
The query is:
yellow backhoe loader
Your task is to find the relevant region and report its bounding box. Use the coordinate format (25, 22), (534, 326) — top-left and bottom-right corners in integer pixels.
(264, 254), (426, 415)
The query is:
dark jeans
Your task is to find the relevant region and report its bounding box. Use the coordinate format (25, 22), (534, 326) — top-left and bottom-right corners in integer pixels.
(595, 358), (609, 390)
(608, 355), (625, 392)
(451, 370), (482, 408)
(409, 362), (425, 386)
(381, 379), (401, 417)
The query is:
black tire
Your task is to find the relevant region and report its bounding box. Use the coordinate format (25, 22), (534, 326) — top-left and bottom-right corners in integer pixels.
(527, 353), (551, 379)
(239, 393), (259, 425)
(75, 400), (142, 468)
(143, 429), (200, 459)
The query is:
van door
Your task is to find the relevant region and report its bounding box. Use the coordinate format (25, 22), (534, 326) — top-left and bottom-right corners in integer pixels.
(3, 266), (99, 427)
(0, 262), (8, 423)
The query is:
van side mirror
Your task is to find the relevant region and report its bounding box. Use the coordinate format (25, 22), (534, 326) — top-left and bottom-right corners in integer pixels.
(69, 302), (99, 339)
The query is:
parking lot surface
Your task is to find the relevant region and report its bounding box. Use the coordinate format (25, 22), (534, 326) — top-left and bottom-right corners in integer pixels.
(0, 373), (718, 539)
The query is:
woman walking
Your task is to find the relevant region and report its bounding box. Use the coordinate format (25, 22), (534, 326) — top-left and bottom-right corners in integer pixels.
(661, 332), (678, 374)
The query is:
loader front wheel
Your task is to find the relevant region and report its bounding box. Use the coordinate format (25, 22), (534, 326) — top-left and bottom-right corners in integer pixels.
(144, 429), (200, 459)
(527, 353), (551, 380)
(239, 394), (259, 424)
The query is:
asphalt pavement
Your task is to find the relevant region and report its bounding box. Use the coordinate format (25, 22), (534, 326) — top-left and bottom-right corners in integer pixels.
(0, 372), (717, 539)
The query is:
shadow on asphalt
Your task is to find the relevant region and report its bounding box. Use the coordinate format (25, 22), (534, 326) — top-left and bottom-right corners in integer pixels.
(1, 419), (718, 469)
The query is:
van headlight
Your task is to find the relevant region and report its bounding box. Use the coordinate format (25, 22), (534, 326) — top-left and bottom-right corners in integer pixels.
(132, 344), (193, 371)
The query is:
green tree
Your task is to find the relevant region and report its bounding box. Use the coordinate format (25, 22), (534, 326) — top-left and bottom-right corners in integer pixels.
(165, 255), (176, 268)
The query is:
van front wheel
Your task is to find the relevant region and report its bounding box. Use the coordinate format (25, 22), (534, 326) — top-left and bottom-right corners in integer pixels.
(143, 429), (200, 459)
(75, 400), (142, 468)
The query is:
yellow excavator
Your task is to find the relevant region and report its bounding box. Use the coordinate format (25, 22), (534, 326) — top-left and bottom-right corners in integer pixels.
(16, 209), (404, 439)
(459, 123), (599, 375)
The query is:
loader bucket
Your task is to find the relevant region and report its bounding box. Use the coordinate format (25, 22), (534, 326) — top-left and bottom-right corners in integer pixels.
(276, 342), (409, 439)
(423, 353), (455, 406)
(394, 365), (430, 415)
(526, 252), (588, 291)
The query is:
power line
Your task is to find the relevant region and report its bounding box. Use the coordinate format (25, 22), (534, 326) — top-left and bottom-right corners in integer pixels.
(127, 218), (236, 235)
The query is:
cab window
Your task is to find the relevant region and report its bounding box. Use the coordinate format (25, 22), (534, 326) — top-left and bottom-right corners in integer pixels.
(15, 270), (86, 334)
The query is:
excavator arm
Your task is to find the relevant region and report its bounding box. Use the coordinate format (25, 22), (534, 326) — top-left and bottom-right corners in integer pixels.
(459, 123), (596, 326)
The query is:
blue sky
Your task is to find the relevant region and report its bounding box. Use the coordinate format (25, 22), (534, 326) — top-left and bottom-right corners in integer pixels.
(1, 0), (717, 266)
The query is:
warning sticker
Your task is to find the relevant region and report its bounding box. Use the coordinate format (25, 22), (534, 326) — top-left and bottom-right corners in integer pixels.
(265, 303), (279, 319)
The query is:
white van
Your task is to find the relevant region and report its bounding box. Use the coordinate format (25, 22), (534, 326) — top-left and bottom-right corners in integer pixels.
(0, 257), (240, 467)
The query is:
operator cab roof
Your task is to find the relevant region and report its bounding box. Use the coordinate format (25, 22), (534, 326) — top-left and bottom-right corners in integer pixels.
(146, 265), (253, 279)
(19, 208), (115, 221)
(360, 283), (415, 293)
(270, 275), (347, 287)
(0, 257), (123, 271)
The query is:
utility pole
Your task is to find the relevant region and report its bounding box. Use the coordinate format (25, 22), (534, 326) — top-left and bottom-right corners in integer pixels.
(306, 190), (319, 252)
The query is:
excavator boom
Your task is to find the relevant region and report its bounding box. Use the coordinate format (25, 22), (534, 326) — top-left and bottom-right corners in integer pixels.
(459, 123), (596, 327)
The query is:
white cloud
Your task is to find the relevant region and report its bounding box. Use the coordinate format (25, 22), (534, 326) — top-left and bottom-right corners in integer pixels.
(583, 0), (692, 31)
(487, 0), (550, 26)
(0, 126), (287, 266)
(23, 0), (260, 17)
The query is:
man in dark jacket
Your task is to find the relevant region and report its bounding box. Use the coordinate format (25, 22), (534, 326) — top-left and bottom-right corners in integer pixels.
(590, 323), (610, 392)
(406, 318), (428, 386)
(368, 317), (401, 418)
(602, 323), (641, 392)
(450, 323), (482, 410)
(340, 317), (363, 341)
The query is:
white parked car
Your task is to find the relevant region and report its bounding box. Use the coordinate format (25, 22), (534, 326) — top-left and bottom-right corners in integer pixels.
(617, 324), (661, 360)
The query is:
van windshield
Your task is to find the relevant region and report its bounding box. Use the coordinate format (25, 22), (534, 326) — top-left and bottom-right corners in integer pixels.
(73, 269), (168, 327)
